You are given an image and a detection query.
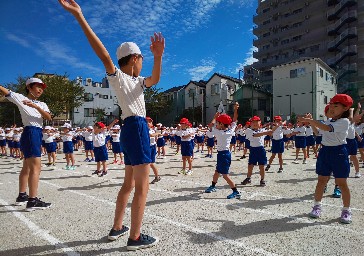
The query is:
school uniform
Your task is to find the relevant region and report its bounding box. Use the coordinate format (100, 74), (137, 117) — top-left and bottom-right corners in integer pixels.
(111, 130), (122, 153)
(93, 132), (108, 162)
(62, 131), (74, 154)
(236, 128), (246, 144)
(206, 130), (215, 148)
(316, 118), (350, 178)
(0, 131), (6, 147)
(156, 132), (166, 147)
(44, 133), (56, 153)
(249, 129), (267, 165)
(149, 129), (157, 163)
(12, 133), (21, 149)
(180, 129), (194, 157)
(82, 131), (94, 150)
(211, 122), (237, 174)
(271, 126), (284, 154)
(315, 128), (323, 145)
(195, 131), (205, 144)
(346, 123), (358, 156)
(282, 128), (290, 143)
(305, 126), (316, 147)
(294, 126), (306, 149)
(5, 91), (49, 158)
(244, 128), (253, 149)
(230, 130), (237, 145)
(354, 124), (364, 149)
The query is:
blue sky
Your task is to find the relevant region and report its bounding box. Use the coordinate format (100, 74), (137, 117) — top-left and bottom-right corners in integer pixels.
(0, 0), (258, 91)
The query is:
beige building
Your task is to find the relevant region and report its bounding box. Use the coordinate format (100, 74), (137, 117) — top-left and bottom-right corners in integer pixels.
(248, 0), (363, 100)
(272, 57), (337, 120)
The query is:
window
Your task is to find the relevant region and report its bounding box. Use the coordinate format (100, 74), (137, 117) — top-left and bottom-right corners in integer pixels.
(292, 8), (302, 14)
(324, 96), (328, 104)
(103, 95), (108, 99)
(290, 69), (298, 78)
(281, 39), (289, 45)
(292, 35), (302, 42)
(258, 99), (266, 111)
(331, 77), (335, 84)
(320, 68), (323, 78)
(84, 108), (94, 117)
(263, 32), (271, 37)
(263, 20), (270, 25)
(84, 93), (94, 102)
(292, 22), (302, 28)
(298, 48), (305, 55)
(326, 73), (329, 81)
(211, 84), (220, 95)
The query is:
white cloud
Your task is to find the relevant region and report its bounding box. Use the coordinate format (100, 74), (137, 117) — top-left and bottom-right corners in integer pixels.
(234, 46), (258, 73)
(6, 34), (30, 48)
(188, 59), (216, 81)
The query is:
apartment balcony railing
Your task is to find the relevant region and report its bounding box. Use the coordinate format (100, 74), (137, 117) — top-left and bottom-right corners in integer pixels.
(338, 63), (357, 80)
(327, 10), (357, 35)
(328, 27), (357, 51)
(327, 0), (357, 21)
(328, 45), (357, 67)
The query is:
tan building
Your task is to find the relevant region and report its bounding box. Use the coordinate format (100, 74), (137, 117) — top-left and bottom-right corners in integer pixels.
(247, 0), (363, 100)
(272, 57), (337, 120)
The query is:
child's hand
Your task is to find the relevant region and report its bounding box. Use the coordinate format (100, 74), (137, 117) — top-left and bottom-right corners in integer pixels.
(150, 32), (165, 57)
(59, 0), (82, 15)
(234, 102), (239, 110)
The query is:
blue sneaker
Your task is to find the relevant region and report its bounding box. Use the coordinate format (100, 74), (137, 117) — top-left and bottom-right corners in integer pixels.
(332, 187), (341, 198)
(205, 185), (217, 193)
(227, 191), (241, 199)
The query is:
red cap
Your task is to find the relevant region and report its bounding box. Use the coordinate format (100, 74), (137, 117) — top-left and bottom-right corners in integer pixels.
(245, 121), (251, 126)
(216, 114), (232, 125)
(324, 104), (330, 114)
(96, 122), (105, 128)
(188, 122), (192, 128)
(146, 116), (153, 122)
(180, 118), (189, 124)
(250, 116), (261, 121)
(329, 94), (353, 107)
(274, 115), (282, 121)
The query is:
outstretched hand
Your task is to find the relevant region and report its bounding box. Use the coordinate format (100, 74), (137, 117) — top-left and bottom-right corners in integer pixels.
(58, 0), (82, 15)
(150, 32), (165, 57)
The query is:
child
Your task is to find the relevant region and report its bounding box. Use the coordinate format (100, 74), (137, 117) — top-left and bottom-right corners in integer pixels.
(205, 126), (215, 158)
(110, 125), (124, 165)
(5, 127), (14, 158)
(305, 121), (317, 158)
(0, 127), (6, 157)
(195, 125), (205, 153)
(179, 118), (194, 175)
(43, 126), (57, 166)
(299, 94), (353, 224)
(289, 121), (307, 164)
(241, 116), (268, 186)
(156, 124), (166, 159)
(82, 126), (95, 162)
(12, 128), (22, 159)
(229, 126), (237, 153)
(174, 124), (182, 155)
(59, 0), (164, 249)
(0, 78), (52, 210)
(204, 103), (241, 199)
(240, 121), (251, 159)
(61, 123), (76, 170)
(146, 117), (161, 184)
(236, 124), (245, 151)
(265, 116), (285, 173)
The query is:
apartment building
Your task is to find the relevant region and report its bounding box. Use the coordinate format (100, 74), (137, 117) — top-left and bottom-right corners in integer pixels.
(247, 0), (363, 99)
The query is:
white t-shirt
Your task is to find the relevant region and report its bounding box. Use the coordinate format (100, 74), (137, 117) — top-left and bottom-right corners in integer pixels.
(93, 132), (106, 147)
(149, 129), (156, 145)
(6, 91), (49, 128)
(212, 122), (237, 151)
(107, 68), (146, 118)
(347, 123), (356, 140)
(62, 131), (74, 142)
(13, 133), (21, 142)
(293, 126), (306, 136)
(245, 128), (254, 141)
(44, 133), (55, 143)
(321, 118), (349, 146)
(354, 123), (364, 136)
(82, 131), (93, 142)
(250, 128), (265, 147)
(272, 126), (283, 140)
(305, 126), (314, 136)
(111, 131), (121, 143)
(0, 132), (5, 140)
(180, 129), (193, 142)
(206, 130), (214, 139)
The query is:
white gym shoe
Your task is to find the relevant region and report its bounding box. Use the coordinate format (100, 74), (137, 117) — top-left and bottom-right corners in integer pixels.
(355, 172), (361, 178)
(185, 170), (193, 175)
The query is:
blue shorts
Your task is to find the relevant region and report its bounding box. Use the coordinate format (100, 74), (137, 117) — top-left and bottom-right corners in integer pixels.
(42, 140), (46, 147)
(63, 141), (74, 154)
(181, 141), (193, 157)
(207, 137), (215, 147)
(94, 145), (108, 162)
(264, 135), (271, 141)
(7, 140), (13, 148)
(295, 136), (306, 148)
(170, 136), (175, 142)
(245, 140), (250, 150)
(150, 144), (156, 163)
(175, 136), (181, 145)
(0, 139), (6, 147)
(356, 136), (364, 149)
(315, 136), (322, 145)
(121, 116), (151, 166)
(271, 139), (284, 154)
(196, 136), (204, 143)
(346, 138), (358, 156)
(20, 126), (42, 158)
(248, 146), (267, 165)
(306, 135), (315, 146)
(230, 136), (237, 144)
(112, 141), (122, 153)
(283, 135), (289, 143)
(13, 141), (21, 149)
(45, 142), (56, 153)
(84, 141), (94, 150)
(316, 145), (350, 178)
(216, 150), (231, 174)
(157, 137), (165, 147)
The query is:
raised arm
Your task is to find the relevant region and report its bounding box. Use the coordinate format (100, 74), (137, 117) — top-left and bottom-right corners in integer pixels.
(0, 85), (10, 96)
(145, 33), (165, 88)
(233, 102), (239, 122)
(58, 0), (115, 74)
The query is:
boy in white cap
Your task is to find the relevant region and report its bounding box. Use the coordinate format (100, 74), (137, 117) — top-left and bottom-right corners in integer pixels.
(61, 123), (76, 170)
(43, 126), (57, 166)
(0, 78), (52, 210)
(60, 0), (164, 250)
(82, 126), (95, 162)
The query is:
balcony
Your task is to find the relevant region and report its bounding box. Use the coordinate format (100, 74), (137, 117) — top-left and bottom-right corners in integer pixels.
(327, 0), (358, 20)
(327, 0), (339, 6)
(338, 63), (357, 80)
(328, 27), (357, 51)
(328, 45), (357, 67)
(327, 10), (357, 35)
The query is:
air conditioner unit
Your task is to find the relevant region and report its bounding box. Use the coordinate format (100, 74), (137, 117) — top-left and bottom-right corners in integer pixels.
(86, 78), (92, 86)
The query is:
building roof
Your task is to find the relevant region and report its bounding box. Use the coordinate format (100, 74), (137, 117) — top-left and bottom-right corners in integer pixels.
(205, 73), (242, 84)
(187, 80), (207, 88)
(163, 85), (186, 93)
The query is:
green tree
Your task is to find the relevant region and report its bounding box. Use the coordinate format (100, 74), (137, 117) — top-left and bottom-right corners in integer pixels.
(144, 86), (171, 123)
(94, 107), (107, 122)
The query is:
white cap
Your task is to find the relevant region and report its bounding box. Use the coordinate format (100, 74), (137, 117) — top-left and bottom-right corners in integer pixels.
(87, 126), (93, 130)
(14, 128), (21, 131)
(113, 125), (121, 130)
(5, 128), (10, 131)
(116, 42), (141, 60)
(44, 126), (52, 130)
(62, 123), (72, 129)
(26, 78), (47, 88)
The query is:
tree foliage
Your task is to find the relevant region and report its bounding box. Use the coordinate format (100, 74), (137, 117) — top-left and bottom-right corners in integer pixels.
(144, 86), (171, 122)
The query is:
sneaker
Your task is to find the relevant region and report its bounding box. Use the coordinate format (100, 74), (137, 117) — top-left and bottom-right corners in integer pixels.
(45, 162), (52, 167)
(92, 170), (100, 175)
(89, 158), (95, 162)
(227, 191), (241, 199)
(355, 172), (361, 178)
(150, 176), (161, 184)
(240, 155), (246, 159)
(127, 233), (159, 251)
(205, 154), (210, 158)
(265, 164), (270, 172)
(113, 160), (118, 164)
(324, 185), (327, 193)
(64, 165), (70, 170)
(178, 169), (186, 175)
(332, 187), (342, 198)
(14, 194), (28, 206)
(119, 160), (124, 165)
(186, 170), (193, 175)
(100, 171), (107, 177)
(205, 185), (217, 193)
(340, 209), (352, 224)
(195, 150), (200, 153)
(303, 159), (307, 164)
(69, 166), (75, 170)
(84, 157), (90, 162)
(241, 177), (251, 185)
(209, 154), (213, 158)
(26, 198), (51, 212)
(309, 205), (322, 218)
(201, 150), (204, 153)
(293, 159), (299, 164)
(278, 168), (283, 173)
(108, 225), (130, 241)
(260, 180), (266, 187)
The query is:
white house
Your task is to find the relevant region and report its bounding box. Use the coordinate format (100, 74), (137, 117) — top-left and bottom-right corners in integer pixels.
(184, 80), (206, 125)
(272, 57), (337, 120)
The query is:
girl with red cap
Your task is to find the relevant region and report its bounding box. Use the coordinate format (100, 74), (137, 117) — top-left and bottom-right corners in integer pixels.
(240, 121), (252, 159)
(178, 118), (194, 175)
(298, 94), (355, 224)
(265, 116), (286, 173)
